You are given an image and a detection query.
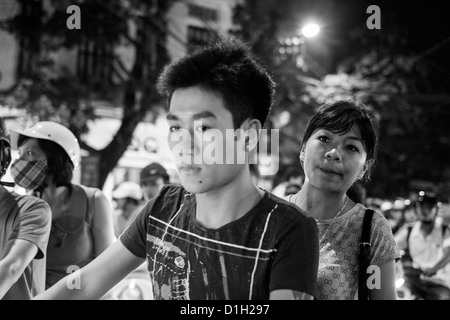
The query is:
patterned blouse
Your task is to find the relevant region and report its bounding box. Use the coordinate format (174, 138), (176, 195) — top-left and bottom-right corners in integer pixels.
(313, 203), (400, 299)
(286, 195), (401, 300)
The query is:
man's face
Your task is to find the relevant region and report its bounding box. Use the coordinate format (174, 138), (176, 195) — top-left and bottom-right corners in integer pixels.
(141, 177), (165, 200)
(166, 86), (248, 194)
(415, 202), (438, 223)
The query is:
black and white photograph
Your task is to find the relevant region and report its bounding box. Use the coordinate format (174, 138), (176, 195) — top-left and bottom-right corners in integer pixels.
(1, 0), (449, 311)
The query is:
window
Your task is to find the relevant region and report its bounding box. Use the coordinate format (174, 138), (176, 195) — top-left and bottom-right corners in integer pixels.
(188, 4), (218, 22)
(187, 26), (217, 52)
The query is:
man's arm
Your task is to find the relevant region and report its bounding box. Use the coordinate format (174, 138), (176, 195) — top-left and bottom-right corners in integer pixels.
(0, 239), (38, 299)
(422, 246), (450, 277)
(34, 240), (145, 300)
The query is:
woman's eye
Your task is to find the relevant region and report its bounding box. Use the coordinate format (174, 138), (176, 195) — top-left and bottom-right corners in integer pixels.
(347, 145), (360, 153)
(318, 136), (329, 142)
(169, 126), (180, 132)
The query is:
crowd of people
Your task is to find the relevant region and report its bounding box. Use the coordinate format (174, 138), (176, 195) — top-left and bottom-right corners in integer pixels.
(1, 36), (449, 300)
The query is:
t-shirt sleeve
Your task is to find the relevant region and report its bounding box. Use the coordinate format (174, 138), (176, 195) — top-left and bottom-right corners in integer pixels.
(370, 211), (402, 266)
(119, 198), (155, 259)
(15, 197), (52, 260)
(270, 213), (319, 297)
(118, 185), (173, 258)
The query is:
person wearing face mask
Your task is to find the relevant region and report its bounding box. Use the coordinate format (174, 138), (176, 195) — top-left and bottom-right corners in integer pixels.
(9, 121), (115, 289)
(394, 192), (450, 299)
(0, 116), (51, 299)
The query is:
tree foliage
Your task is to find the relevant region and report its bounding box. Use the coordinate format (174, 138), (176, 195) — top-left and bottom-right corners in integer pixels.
(233, 0), (450, 199)
(1, 0), (174, 188)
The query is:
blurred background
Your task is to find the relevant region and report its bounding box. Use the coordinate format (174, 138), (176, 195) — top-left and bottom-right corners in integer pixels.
(0, 0), (449, 221)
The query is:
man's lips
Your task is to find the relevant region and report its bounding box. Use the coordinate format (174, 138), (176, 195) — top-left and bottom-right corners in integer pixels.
(178, 164), (201, 174)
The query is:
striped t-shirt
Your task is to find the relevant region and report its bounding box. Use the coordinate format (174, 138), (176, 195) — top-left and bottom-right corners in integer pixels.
(120, 184), (319, 300)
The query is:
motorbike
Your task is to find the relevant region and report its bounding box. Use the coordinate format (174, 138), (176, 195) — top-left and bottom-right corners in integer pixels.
(396, 251), (450, 300)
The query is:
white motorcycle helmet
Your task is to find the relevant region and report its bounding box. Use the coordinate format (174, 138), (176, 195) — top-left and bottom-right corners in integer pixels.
(10, 121), (80, 168)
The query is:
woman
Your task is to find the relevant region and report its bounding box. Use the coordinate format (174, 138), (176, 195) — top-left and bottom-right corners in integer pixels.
(9, 121), (115, 289)
(287, 100), (400, 300)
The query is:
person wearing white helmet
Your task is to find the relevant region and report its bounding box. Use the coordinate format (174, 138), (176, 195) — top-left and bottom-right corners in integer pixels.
(394, 192), (450, 300)
(9, 121), (115, 289)
(111, 181), (144, 237)
(0, 116), (52, 299)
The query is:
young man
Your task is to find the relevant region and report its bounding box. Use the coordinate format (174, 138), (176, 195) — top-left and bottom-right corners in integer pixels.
(395, 192), (450, 300)
(0, 116), (51, 299)
(139, 162), (170, 201)
(35, 37), (319, 300)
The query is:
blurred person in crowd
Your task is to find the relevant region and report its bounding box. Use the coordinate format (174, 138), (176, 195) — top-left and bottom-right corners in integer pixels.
(112, 181), (145, 237)
(0, 117), (51, 300)
(272, 165), (304, 197)
(385, 207), (406, 234)
(34, 36), (319, 300)
(286, 99), (400, 299)
(394, 192), (450, 299)
(140, 162), (170, 201)
(284, 182), (302, 197)
(403, 205), (417, 223)
(346, 180), (366, 205)
(9, 121), (115, 289)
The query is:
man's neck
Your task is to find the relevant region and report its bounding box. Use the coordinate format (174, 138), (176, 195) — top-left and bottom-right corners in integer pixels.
(419, 220), (435, 236)
(194, 172), (263, 229)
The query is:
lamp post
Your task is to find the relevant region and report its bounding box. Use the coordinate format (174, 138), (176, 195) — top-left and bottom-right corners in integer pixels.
(278, 23), (320, 70)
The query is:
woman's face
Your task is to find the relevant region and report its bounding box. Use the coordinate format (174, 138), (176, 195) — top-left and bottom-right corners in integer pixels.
(17, 138), (47, 161)
(302, 125), (367, 194)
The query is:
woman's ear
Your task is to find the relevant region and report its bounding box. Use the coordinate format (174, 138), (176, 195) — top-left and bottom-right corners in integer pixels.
(299, 149), (305, 162)
(358, 163), (369, 180)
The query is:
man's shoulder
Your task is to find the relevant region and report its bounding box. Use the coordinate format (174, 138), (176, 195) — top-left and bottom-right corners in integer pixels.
(264, 191), (313, 221)
(146, 184), (189, 214)
(10, 190), (50, 210)
(159, 183), (186, 196)
(1, 190), (52, 227)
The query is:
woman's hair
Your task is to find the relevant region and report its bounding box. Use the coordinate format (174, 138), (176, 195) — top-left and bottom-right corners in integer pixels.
(156, 36), (276, 128)
(300, 99), (380, 181)
(18, 135), (74, 187)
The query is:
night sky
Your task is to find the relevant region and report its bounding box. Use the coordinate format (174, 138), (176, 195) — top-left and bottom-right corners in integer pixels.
(278, 0), (450, 77)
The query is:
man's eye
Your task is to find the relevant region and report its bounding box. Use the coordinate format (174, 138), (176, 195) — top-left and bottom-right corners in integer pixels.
(169, 126), (180, 132)
(196, 125), (210, 132)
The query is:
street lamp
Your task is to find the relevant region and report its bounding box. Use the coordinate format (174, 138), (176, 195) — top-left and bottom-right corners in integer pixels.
(278, 23), (320, 70)
(301, 23), (320, 38)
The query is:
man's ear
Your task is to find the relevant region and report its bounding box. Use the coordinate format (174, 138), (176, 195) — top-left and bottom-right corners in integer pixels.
(244, 119), (261, 152)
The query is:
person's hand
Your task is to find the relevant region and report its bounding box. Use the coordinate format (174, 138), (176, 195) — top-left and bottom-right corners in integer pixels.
(422, 267), (437, 277)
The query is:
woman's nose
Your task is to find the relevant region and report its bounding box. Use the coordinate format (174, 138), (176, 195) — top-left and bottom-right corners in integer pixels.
(325, 147), (342, 161)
